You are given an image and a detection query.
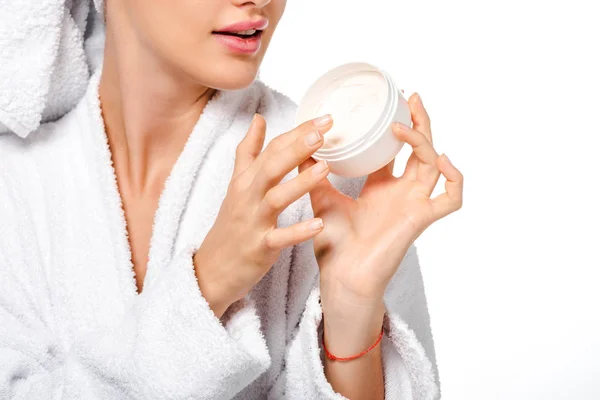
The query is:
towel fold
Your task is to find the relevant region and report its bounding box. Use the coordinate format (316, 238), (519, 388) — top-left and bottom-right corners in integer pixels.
(0, 0), (104, 138)
(0, 67), (440, 398)
(0, 3), (440, 398)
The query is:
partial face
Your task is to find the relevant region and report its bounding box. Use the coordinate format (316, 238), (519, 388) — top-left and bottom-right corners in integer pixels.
(120, 0), (287, 90)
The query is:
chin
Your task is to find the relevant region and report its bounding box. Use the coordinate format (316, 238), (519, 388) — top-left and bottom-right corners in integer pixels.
(210, 69), (259, 91)
(176, 42), (268, 91)
(204, 56), (264, 91)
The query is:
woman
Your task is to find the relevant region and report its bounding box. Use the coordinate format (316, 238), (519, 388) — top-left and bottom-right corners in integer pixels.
(0, 0), (462, 399)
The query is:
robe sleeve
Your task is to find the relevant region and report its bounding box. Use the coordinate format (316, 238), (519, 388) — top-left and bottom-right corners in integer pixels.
(274, 175), (440, 400)
(0, 207), (271, 400)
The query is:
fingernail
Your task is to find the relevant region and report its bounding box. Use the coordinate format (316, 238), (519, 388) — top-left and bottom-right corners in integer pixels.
(416, 93), (423, 103)
(394, 122), (410, 130)
(251, 113), (258, 125)
(443, 154), (452, 165)
(313, 114), (333, 128)
(309, 218), (324, 230)
(305, 130), (322, 146)
(312, 160), (328, 175)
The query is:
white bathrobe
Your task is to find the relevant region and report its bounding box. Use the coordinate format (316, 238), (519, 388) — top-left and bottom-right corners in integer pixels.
(0, 70), (440, 400)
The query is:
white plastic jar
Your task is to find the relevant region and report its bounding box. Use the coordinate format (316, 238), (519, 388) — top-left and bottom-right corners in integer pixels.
(295, 62), (411, 178)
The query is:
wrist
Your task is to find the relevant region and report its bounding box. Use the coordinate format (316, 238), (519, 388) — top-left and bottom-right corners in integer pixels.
(321, 293), (385, 357)
(193, 256), (235, 319)
(320, 278), (385, 321)
(322, 298), (385, 333)
(199, 286), (231, 319)
(196, 278), (231, 319)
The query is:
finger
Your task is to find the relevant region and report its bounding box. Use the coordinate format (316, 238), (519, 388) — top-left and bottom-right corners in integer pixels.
(431, 154), (464, 220)
(392, 122), (438, 169)
(298, 157), (343, 216)
(258, 159), (330, 218)
(409, 92), (432, 144)
(400, 152), (441, 196)
(252, 116), (333, 193)
(233, 114), (266, 177)
(246, 115), (333, 179)
(264, 218), (324, 250)
(297, 157), (317, 175)
(255, 114), (333, 164)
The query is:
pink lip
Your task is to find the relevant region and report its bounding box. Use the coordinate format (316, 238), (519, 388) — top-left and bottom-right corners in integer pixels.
(212, 18), (268, 55)
(213, 33), (263, 54)
(215, 18), (269, 33)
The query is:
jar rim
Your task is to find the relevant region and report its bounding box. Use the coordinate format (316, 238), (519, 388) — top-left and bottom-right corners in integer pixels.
(312, 69), (399, 159)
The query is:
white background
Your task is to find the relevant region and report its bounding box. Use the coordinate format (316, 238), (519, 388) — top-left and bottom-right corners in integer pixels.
(261, 1), (600, 398)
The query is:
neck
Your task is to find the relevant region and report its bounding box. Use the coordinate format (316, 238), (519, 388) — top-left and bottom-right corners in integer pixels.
(99, 9), (216, 196)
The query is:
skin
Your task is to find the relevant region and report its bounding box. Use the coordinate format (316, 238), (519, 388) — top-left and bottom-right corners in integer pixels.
(100, 0), (464, 399)
(300, 94), (464, 397)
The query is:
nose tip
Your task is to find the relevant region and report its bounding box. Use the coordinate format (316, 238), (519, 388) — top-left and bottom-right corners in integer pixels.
(235, 0), (271, 7)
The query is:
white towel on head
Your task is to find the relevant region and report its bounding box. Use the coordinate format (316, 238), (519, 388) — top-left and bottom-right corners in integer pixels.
(0, 0), (104, 138)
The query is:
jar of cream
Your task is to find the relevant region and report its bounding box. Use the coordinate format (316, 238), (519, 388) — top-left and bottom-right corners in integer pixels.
(295, 62), (411, 178)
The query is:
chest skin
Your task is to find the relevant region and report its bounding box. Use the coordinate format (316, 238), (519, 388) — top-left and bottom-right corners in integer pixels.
(113, 163), (173, 294)
(120, 193), (160, 294)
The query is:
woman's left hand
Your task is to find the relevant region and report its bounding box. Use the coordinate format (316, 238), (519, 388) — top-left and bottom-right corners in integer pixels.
(298, 93), (464, 322)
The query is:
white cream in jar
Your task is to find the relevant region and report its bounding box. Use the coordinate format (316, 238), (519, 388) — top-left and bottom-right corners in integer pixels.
(295, 62), (412, 178)
(313, 71), (388, 150)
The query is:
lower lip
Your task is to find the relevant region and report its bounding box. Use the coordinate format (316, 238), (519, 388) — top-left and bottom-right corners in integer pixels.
(213, 33), (262, 55)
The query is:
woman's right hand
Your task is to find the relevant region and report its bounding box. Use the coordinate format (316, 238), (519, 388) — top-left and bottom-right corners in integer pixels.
(192, 113), (333, 318)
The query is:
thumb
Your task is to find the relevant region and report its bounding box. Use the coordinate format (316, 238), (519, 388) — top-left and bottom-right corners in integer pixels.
(408, 93), (432, 144)
(233, 113), (266, 177)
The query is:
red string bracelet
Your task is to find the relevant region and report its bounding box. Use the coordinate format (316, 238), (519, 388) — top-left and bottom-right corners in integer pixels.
(323, 327), (384, 362)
